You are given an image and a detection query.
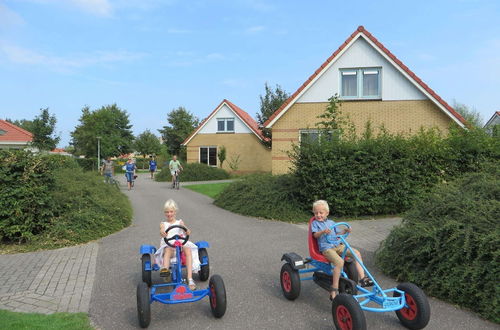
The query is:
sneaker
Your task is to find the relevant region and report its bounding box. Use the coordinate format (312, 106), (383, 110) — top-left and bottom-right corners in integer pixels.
(188, 278), (196, 290)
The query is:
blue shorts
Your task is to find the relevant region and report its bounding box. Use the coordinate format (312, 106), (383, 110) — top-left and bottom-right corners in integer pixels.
(125, 172), (134, 182)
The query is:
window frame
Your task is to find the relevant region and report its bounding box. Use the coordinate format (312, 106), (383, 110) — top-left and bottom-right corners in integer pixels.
(216, 117), (235, 133)
(299, 129), (338, 144)
(199, 146), (217, 167)
(340, 67), (381, 100)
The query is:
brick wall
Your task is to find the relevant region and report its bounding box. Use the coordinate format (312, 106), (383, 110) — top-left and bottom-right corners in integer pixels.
(185, 133), (271, 173)
(271, 99), (452, 174)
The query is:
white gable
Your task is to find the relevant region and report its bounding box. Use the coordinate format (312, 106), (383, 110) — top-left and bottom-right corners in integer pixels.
(198, 104), (252, 134)
(297, 37), (426, 103)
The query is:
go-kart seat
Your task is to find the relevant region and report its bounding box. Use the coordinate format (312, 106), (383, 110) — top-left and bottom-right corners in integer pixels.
(308, 216), (329, 263)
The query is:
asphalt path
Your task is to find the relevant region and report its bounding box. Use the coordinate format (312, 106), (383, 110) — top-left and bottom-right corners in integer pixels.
(89, 173), (497, 330)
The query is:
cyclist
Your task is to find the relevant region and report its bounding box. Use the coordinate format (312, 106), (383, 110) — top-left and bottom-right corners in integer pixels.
(100, 156), (114, 184)
(169, 155), (183, 189)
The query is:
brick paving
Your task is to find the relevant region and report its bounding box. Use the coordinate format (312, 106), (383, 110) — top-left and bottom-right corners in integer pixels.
(0, 243), (98, 314)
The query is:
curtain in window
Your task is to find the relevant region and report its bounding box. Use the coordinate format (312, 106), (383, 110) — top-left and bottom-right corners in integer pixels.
(363, 71), (379, 96)
(341, 71), (357, 96)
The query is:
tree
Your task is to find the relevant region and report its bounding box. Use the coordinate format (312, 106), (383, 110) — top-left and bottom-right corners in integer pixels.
(31, 108), (60, 151)
(134, 130), (162, 158)
(256, 82), (289, 148)
(452, 100), (483, 128)
(5, 118), (34, 133)
(71, 104), (134, 158)
(158, 106), (199, 157)
(218, 145), (227, 168)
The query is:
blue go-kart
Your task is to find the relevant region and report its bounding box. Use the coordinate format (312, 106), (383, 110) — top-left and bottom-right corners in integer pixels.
(137, 225), (227, 328)
(280, 218), (430, 330)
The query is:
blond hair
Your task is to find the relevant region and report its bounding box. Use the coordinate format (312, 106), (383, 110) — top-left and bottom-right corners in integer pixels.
(163, 199), (178, 212)
(312, 200), (329, 213)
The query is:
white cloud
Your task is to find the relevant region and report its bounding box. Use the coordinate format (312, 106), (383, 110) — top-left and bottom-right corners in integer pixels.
(0, 3), (25, 26)
(0, 43), (146, 72)
(245, 25), (265, 34)
(167, 28), (191, 34)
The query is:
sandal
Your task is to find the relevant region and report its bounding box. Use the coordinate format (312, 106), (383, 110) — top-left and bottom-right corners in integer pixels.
(160, 268), (171, 281)
(188, 278), (196, 290)
(329, 287), (339, 301)
(359, 276), (374, 287)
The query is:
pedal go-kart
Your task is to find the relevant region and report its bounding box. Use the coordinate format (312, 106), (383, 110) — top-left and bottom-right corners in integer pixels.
(280, 218), (430, 330)
(137, 225), (227, 328)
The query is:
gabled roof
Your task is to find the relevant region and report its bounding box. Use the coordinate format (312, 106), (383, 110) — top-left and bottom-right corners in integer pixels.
(182, 99), (266, 145)
(0, 119), (33, 142)
(265, 26), (467, 128)
(484, 111), (500, 128)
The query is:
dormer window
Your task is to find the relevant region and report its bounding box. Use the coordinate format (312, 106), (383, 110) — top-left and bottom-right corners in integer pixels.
(217, 118), (234, 132)
(0, 129), (6, 136)
(340, 68), (381, 99)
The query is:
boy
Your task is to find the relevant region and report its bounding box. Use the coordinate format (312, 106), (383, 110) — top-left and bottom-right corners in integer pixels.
(311, 200), (373, 300)
(149, 155), (157, 179)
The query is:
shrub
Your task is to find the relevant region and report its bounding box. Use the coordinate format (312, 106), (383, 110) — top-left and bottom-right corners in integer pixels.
(0, 150), (56, 242)
(0, 150), (132, 248)
(155, 163), (230, 182)
(214, 174), (309, 222)
(75, 157), (97, 171)
(375, 165), (500, 323)
(290, 127), (499, 216)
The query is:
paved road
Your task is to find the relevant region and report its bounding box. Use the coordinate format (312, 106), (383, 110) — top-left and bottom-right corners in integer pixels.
(88, 173), (497, 330)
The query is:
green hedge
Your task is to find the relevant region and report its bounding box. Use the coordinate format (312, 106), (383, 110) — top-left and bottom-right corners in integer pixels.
(155, 163), (230, 182)
(375, 164), (499, 323)
(290, 127), (499, 216)
(0, 150), (132, 248)
(214, 174), (309, 222)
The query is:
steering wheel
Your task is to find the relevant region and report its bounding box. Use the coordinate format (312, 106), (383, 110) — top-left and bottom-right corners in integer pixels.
(164, 225), (189, 247)
(325, 222), (351, 244)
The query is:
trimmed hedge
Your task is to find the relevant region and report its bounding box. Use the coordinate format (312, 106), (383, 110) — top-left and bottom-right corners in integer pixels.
(290, 127), (499, 216)
(214, 174), (309, 222)
(155, 163), (230, 182)
(375, 164), (499, 323)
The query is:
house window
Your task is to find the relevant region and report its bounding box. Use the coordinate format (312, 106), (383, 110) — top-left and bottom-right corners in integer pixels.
(340, 68), (381, 99)
(0, 129), (6, 136)
(299, 129), (338, 144)
(200, 146), (217, 166)
(217, 118), (235, 132)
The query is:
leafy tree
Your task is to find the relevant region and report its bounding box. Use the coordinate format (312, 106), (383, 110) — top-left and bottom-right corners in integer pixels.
(134, 130), (162, 158)
(452, 100), (483, 128)
(158, 106), (199, 157)
(256, 82), (289, 148)
(71, 104), (134, 158)
(31, 108), (60, 151)
(218, 145), (227, 168)
(5, 118), (34, 133)
(315, 94), (354, 141)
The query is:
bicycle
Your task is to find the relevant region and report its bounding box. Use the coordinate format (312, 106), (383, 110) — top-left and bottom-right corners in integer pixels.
(172, 170), (180, 190)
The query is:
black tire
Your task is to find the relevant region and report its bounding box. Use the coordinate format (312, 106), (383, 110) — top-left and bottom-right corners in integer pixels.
(136, 282), (151, 328)
(394, 283), (431, 330)
(332, 294), (367, 330)
(209, 275), (227, 318)
(280, 263), (301, 300)
(198, 248), (210, 281)
(141, 254), (152, 287)
(343, 257), (359, 283)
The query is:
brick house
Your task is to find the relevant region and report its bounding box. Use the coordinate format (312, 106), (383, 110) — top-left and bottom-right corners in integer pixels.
(182, 99), (271, 173)
(264, 26), (467, 174)
(0, 119), (34, 150)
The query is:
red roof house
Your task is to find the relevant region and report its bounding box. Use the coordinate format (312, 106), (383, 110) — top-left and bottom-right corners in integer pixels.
(0, 120), (34, 149)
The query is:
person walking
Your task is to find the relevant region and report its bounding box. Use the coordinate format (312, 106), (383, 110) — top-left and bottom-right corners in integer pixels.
(101, 157), (114, 184)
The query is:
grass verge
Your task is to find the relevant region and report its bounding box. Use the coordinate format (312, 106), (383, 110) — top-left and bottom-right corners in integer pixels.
(0, 310), (93, 330)
(184, 182), (232, 199)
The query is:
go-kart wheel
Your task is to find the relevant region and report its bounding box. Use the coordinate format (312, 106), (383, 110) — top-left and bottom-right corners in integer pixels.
(198, 248), (209, 281)
(332, 294), (366, 330)
(136, 282), (151, 328)
(141, 254), (152, 287)
(280, 263), (301, 300)
(393, 282), (430, 330)
(209, 275), (227, 318)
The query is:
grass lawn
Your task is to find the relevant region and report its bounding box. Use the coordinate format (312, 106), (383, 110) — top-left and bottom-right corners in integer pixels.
(0, 310), (93, 330)
(184, 182), (232, 199)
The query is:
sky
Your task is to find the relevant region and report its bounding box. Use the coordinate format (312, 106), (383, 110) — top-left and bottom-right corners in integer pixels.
(1, 0), (499, 147)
